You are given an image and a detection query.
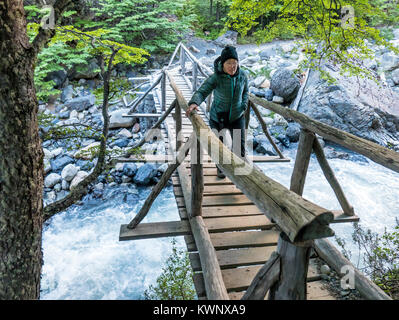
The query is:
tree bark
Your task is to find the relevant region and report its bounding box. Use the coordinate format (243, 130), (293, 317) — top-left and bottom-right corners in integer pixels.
(0, 0), (77, 299)
(0, 0), (44, 299)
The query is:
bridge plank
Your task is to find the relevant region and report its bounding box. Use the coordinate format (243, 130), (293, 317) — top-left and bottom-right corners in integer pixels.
(189, 246), (277, 271)
(185, 230), (280, 251)
(119, 221), (191, 240)
(175, 194), (254, 207)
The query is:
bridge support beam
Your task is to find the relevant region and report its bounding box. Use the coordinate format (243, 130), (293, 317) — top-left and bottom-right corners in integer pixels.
(268, 233), (313, 300)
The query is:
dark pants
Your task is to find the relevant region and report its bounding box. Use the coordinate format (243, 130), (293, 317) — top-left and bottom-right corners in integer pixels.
(209, 115), (246, 160)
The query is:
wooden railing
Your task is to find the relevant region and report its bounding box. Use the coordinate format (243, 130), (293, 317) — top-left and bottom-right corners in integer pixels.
(120, 42), (397, 300)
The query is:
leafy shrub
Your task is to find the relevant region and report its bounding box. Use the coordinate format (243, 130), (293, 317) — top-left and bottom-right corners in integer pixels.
(144, 238), (196, 300)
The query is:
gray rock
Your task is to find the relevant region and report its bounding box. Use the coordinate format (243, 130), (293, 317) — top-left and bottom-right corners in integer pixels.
(320, 264), (331, 275)
(265, 89), (274, 101)
(253, 76), (267, 88)
(72, 59), (100, 79)
(61, 179), (70, 191)
(206, 48), (216, 55)
(214, 30), (238, 47)
(378, 52), (399, 71)
(109, 108), (136, 129)
(286, 122), (301, 142)
(44, 173), (62, 188)
(70, 170), (89, 189)
(50, 155), (74, 173)
(272, 95), (284, 104)
(297, 67), (399, 146)
(61, 163), (79, 182)
(44, 69), (67, 88)
(53, 183), (62, 192)
(254, 137), (278, 156)
(123, 163), (137, 177)
(133, 163), (157, 185)
(391, 68), (399, 85)
(118, 128), (133, 139)
(61, 85), (74, 102)
(270, 68), (300, 103)
(64, 94), (96, 112)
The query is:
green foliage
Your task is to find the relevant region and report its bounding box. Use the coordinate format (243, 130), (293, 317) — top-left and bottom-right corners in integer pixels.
(336, 220), (399, 299)
(144, 238), (196, 300)
(227, 0), (399, 81)
(180, 0), (232, 39)
(92, 0), (191, 53)
(25, 4), (149, 102)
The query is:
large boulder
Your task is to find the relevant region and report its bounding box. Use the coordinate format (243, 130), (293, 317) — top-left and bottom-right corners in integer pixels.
(50, 155), (74, 173)
(44, 173), (62, 188)
(44, 69), (67, 88)
(296, 67), (399, 147)
(61, 163), (79, 182)
(109, 108), (136, 129)
(270, 68), (301, 103)
(214, 30), (238, 47)
(70, 171), (89, 189)
(64, 94), (96, 112)
(133, 163), (157, 185)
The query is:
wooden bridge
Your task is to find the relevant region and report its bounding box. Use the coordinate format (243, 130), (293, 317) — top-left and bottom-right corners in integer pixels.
(117, 42), (399, 300)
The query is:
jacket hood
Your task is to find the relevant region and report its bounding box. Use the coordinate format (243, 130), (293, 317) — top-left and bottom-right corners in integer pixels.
(213, 56), (240, 77)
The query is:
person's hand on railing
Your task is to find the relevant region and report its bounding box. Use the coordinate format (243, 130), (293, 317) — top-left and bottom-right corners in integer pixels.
(186, 103), (199, 117)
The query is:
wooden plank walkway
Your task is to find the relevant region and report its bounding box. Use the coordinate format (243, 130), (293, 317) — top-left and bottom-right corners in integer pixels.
(146, 66), (340, 300)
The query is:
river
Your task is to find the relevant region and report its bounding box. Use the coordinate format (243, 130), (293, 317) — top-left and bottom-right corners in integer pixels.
(40, 144), (399, 300)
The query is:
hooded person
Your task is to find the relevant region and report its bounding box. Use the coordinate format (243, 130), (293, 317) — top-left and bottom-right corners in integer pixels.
(186, 45), (249, 179)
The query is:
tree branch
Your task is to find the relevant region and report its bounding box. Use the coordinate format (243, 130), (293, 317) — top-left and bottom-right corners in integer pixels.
(43, 47), (119, 221)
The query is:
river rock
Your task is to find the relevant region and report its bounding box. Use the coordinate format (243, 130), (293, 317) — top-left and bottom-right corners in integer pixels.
(44, 173), (62, 188)
(133, 163), (157, 185)
(286, 122), (301, 142)
(61, 163), (79, 182)
(64, 94), (96, 112)
(272, 95), (284, 104)
(118, 128), (133, 139)
(109, 108), (136, 129)
(123, 163), (137, 177)
(61, 85), (74, 102)
(391, 68), (399, 85)
(50, 155), (74, 173)
(270, 68), (301, 103)
(214, 30), (238, 47)
(74, 142), (101, 160)
(70, 170), (89, 189)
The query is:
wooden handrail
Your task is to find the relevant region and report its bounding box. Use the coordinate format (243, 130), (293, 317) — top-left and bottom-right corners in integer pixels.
(249, 94), (399, 173)
(166, 69), (335, 243)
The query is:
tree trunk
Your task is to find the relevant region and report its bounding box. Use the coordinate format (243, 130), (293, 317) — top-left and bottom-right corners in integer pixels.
(0, 0), (44, 299)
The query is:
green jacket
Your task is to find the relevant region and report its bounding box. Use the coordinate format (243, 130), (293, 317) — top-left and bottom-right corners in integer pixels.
(188, 56), (249, 123)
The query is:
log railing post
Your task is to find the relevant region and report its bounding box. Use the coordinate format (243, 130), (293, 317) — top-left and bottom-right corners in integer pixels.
(290, 128), (315, 196)
(250, 101), (284, 159)
(175, 100), (182, 152)
(192, 61), (198, 93)
(312, 138), (354, 216)
(191, 138), (203, 217)
(161, 70), (166, 112)
(180, 46), (186, 75)
(268, 233), (313, 300)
